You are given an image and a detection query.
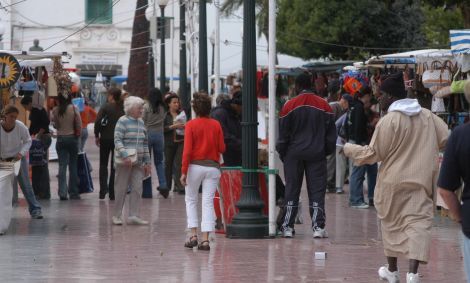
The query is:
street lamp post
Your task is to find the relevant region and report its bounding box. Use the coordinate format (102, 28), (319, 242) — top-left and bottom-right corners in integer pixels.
(209, 30), (215, 95)
(179, 0), (189, 117)
(198, 0), (208, 92)
(209, 30), (215, 76)
(225, 0), (268, 239)
(158, 0), (169, 92)
(0, 22), (5, 50)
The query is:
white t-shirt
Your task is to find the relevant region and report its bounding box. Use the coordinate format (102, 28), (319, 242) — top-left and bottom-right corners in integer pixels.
(0, 120), (32, 159)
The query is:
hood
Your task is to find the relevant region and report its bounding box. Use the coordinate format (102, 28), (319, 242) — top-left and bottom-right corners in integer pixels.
(388, 98), (422, 116)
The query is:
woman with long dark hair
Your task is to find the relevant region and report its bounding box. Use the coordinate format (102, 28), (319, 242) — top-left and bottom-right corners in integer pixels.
(163, 93), (186, 194)
(52, 94), (82, 200)
(143, 88), (168, 198)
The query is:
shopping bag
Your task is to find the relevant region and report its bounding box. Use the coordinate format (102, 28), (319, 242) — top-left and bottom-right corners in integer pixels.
(29, 139), (47, 166)
(77, 152), (94, 194)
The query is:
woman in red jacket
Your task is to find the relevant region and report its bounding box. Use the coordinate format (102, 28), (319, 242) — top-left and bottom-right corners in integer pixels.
(181, 92), (225, 251)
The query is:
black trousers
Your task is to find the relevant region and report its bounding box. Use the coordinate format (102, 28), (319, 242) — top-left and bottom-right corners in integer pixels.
(32, 165), (51, 199)
(164, 141), (184, 192)
(278, 156), (327, 231)
(99, 139), (115, 198)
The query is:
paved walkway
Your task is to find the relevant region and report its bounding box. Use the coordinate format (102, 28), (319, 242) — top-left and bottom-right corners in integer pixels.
(0, 131), (466, 282)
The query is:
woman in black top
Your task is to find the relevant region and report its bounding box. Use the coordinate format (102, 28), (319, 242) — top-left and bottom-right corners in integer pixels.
(94, 88), (125, 200)
(163, 93), (186, 194)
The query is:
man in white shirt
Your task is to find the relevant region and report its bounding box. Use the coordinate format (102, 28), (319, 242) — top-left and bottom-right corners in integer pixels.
(0, 105), (43, 219)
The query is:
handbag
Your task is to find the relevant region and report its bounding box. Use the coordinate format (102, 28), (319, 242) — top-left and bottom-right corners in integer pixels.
(29, 139), (47, 166)
(450, 68), (468, 94)
(422, 61), (453, 89)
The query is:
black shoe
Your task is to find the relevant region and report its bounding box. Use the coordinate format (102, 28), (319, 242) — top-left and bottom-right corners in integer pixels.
(369, 199), (374, 207)
(60, 196), (68, 201)
(178, 190), (185, 195)
(31, 214), (44, 219)
(109, 195), (115, 200)
(157, 187), (169, 199)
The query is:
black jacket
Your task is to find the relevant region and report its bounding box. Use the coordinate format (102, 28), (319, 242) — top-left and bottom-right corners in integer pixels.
(94, 102), (125, 141)
(346, 100), (368, 145)
(210, 103), (242, 166)
(276, 91), (336, 161)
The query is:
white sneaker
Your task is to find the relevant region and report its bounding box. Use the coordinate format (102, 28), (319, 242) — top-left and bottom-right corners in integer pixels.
(313, 227), (328, 238)
(282, 227), (294, 238)
(127, 216), (149, 225)
(112, 216), (123, 225)
(351, 203), (369, 209)
(406, 272), (420, 283)
(378, 265), (400, 283)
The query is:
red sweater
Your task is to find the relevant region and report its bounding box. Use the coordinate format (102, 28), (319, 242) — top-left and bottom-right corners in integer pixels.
(182, 117), (226, 174)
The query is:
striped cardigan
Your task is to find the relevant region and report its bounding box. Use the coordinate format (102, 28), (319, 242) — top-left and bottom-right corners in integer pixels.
(114, 115), (151, 165)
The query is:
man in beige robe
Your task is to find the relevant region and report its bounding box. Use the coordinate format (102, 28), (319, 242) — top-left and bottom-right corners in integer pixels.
(344, 72), (448, 283)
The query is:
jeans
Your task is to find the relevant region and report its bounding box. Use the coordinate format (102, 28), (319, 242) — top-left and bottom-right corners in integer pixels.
(349, 161), (377, 205)
(79, 127), (88, 152)
(185, 164), (221, 232)
(56, 135), (79, 198)
(15, 157), (42, 216)
(462, 232), (470, 282)
(148, 131), (167, 189)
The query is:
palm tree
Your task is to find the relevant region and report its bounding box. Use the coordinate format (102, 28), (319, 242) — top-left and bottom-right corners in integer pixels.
(220, 0), (272, 43)
(127, 0), (151, 98)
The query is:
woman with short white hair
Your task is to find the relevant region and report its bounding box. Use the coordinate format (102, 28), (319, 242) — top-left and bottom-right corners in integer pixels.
(113, 96), (151, 225)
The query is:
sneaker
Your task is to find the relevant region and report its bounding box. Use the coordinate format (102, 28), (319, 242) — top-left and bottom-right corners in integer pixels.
(336, 188), (344, 194)
(378, 265), (400, 283)
(313, 227), (328, 238)
(406, 272), (420, 283)
(112, 216), (123, 225)
(351, 203), (369, 209)
(127, 216), (149, 225)
(282, 227), (295, 238)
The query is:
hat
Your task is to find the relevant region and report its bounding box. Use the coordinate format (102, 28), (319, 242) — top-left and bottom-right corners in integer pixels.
(380, 72), (406, 99)
(231, 91), (242, 105)
(341, 93), (354, 105)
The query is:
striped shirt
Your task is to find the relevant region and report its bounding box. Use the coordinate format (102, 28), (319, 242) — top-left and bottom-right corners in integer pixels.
(114, 115), (150, 165)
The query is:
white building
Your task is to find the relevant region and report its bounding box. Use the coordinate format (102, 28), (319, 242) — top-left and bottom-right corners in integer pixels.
(0, 0), (184, 91)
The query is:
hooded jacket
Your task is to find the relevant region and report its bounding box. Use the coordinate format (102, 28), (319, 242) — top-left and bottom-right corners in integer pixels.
(276, 91), (336, 161)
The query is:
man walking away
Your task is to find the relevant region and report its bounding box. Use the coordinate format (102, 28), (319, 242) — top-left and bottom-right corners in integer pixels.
(276, 73), (336, 239)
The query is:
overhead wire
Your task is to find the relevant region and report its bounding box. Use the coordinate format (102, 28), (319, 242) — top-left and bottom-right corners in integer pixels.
(43, 0), (122, 51)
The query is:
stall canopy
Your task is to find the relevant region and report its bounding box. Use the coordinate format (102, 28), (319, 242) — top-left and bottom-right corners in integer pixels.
(303, 61), (355, 73)
(366, 49), (454, 67)
(0, 50), (64, 61)
(450, 30), (470, 54)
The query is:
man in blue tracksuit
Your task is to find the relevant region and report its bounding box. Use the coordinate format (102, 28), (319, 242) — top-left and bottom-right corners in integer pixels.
(276, 73), (336, 238)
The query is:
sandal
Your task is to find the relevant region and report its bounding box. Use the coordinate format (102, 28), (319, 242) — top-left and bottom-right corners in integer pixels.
(184, 235), (198, 248)
(197, 240), (210, 251)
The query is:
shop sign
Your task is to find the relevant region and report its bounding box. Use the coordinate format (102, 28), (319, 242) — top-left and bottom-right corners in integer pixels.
(80, 54), (118, 65)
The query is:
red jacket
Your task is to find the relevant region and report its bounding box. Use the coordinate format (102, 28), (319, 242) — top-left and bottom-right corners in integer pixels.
(182, 117), (226, 174)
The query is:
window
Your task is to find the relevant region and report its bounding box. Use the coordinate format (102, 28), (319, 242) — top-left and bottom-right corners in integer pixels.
(86, 0), (112, 24)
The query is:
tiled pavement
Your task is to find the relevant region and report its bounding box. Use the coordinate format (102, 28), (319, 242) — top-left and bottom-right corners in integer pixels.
(0, 129), (466, 282)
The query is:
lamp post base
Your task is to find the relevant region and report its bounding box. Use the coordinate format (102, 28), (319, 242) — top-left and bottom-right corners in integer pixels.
(226, 214), (268, 239)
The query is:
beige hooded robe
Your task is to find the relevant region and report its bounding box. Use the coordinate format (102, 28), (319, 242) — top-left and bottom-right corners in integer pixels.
(344, 99), (448, 262)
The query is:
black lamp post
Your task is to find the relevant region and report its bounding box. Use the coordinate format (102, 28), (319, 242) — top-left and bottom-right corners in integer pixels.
(198, 0), (208, 92)
(158, 0), (169, 92)
(226, 0), (268, 239)
(179, 0), (189, 117)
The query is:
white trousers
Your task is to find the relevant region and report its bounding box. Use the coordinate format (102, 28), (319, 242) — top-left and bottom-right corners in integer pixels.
(114, 164), (144, 218)
(185, 164), (221, 232)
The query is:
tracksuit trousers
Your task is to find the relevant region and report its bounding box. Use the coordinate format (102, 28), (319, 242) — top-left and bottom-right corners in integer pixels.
(280, 155), (327, 231)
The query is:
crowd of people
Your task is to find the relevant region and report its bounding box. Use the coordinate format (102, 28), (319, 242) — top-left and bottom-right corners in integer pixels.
(1, 71), (470, 282)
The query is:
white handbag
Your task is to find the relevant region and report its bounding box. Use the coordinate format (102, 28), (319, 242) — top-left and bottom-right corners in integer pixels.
(422, 61), (453, 89)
